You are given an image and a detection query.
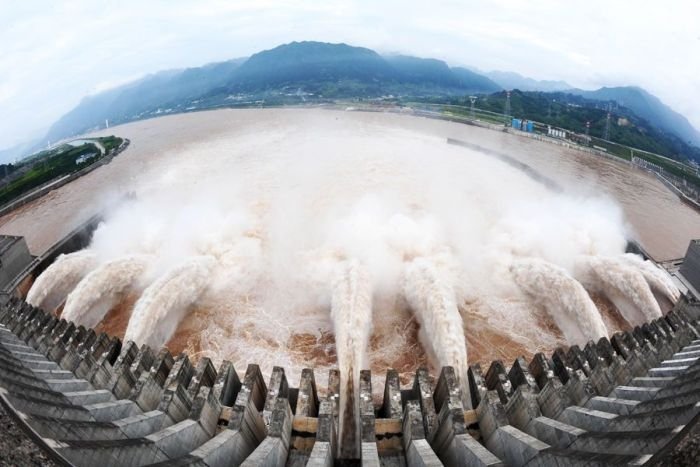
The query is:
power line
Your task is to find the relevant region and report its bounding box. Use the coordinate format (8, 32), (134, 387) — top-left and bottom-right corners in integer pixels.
(603, 102), (612, 140)
(504, 91), (511, 125)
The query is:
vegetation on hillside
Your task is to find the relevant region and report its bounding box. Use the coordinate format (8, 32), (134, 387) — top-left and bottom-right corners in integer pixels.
(43, 42), (700, 164)
(415, 91), (700, 162)
(0, 136), (123, 206)
(46, 42), (502, 143)
(99, 135), (123, 152)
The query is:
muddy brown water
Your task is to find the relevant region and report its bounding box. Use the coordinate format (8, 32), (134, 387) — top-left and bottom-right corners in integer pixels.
(4, 109), (699, 387)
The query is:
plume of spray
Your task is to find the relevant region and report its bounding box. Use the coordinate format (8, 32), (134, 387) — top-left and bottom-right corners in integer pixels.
(331, 259), (372, 459)
(510, 258), (608, 344)
(402, 256), (470, 406)
(26, 250), (98, 312)
(30, 116), (684, 413)
(124, 255), (215, 348)
(62, 255), (153, 328)
(575, 256), (662, 326)
(619, 253), (680, 304)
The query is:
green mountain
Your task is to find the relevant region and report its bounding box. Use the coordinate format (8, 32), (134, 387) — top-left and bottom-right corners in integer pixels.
(477, 74), (700, 151)
(451, 67), (505, 93)
(484, 70), (572, 92)
(45, 41), (501, 142)
(230, 42), (394, 87)
(566, 86), (700, 147)
(46, 58), (246, 143)
(448, 90), (700, 161)
(383, 55), (500, 92)
(199, 42), (503, 100)
(212, 42), (501, 95)
(44, 41), (699, 157)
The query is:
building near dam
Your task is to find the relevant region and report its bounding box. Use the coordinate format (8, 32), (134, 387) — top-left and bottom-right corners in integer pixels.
(1, 213), (700, 466)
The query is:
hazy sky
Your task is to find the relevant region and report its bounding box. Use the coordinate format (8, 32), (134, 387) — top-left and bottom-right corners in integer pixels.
(1, 0), (699, 151)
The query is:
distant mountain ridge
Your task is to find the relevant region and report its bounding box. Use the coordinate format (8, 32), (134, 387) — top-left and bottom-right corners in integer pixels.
(229, 42), (393, 87)
(47, 42), (502, 143)
(484, 70), (572, 92)
(46, 57), (247, 144)
(482, 72), (700, 147)
(566, 86), (700, 147)
(44, 41), (700, 154)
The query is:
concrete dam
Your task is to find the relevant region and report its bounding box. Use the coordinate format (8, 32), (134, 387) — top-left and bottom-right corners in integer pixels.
(1, 217), (700, 466)
(2, 110), (700, 465)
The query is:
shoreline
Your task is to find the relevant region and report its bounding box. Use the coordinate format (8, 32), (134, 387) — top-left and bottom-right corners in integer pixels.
(1, 106), (698, 262)
(0, 138), (130, 218)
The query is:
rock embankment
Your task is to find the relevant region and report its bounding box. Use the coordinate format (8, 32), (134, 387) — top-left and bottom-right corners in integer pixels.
(0, 403), (58, 466)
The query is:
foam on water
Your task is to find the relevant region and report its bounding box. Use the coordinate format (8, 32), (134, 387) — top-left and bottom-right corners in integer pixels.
(403, 255), (469, 404)
(24, 113), (684, 455)
(26, 250), (98, 312)
(124, 256), (215, 348)
(330, 260), (372, 459)
(511, 258), (608, 344)
(576, 255), (663, 326)
(62, 255), (152, 328)
(620, 253), (681, 304)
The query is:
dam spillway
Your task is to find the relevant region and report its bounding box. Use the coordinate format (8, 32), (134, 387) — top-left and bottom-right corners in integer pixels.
(2, 109), (700, 465)
(2, 295), (700, 466)
(3, 110), (699, 390)
(0, 219), (700, 465)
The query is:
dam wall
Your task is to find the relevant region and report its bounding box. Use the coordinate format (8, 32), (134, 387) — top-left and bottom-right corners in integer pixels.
(1, 282), (700, 464)
(1, 298), (699, 466)
(0, 221), (699, 465)
(0, 236), (32, 291)
(0, 215), (102, 303)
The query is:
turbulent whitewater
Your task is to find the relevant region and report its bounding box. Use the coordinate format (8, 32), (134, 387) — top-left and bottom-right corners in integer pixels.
(511, 258), (608, 343)
(577, 256), (664, 326)
(124, 256), (215, 348)
(27, 251), (98, 312)
(23, 110), (684, 457)
(331, 260), (372, 458)
(403, 256), (469, 404)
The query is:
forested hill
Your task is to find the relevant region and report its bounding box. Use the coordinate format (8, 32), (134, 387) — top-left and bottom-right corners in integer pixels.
(44, 41), (699, 160)
(433, 90), (700, 161)
(566, 86), (700, 148)
(46, 41), (501, 143)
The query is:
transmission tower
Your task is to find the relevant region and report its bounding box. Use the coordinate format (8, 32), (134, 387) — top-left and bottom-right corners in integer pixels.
(504, 91), (511, 125)
(469, 96), (477, 120)
(603, 103), (612, 140)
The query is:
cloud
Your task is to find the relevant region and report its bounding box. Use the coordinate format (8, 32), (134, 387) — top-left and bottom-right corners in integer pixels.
(0, 0), (699, 151)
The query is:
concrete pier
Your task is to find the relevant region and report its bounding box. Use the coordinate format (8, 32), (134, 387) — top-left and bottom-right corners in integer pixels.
(1, 286), (700, 465)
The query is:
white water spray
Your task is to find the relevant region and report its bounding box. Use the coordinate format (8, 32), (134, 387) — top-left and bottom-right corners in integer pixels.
(330, 260), (372, 459)
(620, 253), (680, 304)
(124, 256), (215, 348)
(62, 255), (152, 328)
(403, 256), (469, 405)
(23, 113), (686, 415)
(26, 251), (98, 313)
(511, 258), (608, 344)
(577, 256), (662, 326)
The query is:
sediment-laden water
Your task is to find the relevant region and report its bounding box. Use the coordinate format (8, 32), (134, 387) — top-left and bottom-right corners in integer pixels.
(7, 109), (698, 451)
